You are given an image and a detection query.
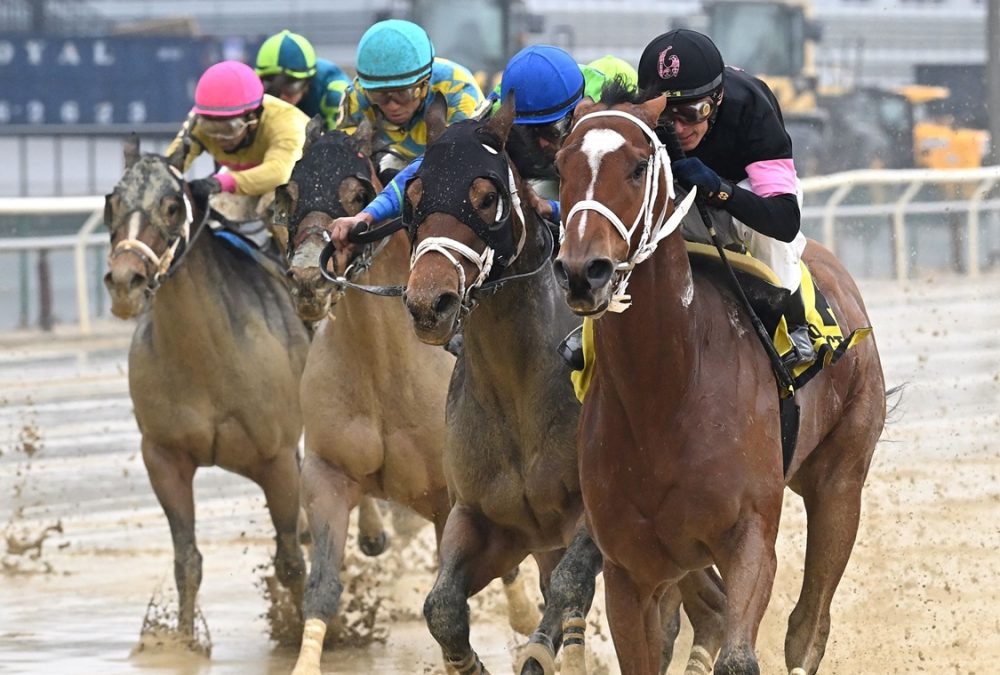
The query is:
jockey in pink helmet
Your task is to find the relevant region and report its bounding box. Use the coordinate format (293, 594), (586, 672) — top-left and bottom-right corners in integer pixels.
(166, 60), (309, 202)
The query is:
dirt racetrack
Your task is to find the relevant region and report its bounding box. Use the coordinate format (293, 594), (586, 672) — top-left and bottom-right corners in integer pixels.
(1, 273), (998, 674)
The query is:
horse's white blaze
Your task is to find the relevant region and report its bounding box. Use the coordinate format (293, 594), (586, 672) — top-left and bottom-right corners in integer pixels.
(126, 210), (142, 241)
(577, 128), (626, 238)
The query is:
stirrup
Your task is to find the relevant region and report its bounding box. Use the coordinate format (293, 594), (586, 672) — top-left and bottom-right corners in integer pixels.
(558, 324), (585, 371)
(782, 324), (816, 369)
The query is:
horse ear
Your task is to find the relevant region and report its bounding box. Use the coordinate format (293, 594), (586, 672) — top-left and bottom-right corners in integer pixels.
(123, 133), (140, 170)
(273, 181), (298, 229)
(353, 118), (375, 157)
(571, 96), (597, 126)
(486, 89), (515, 145)
(425, 92), (448, 145)
(304, 115), (325, 153)
(638, 95), (668, 127)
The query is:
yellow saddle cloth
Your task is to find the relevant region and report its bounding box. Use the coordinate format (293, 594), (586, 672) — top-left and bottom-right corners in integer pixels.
(572, 242), (873, 402)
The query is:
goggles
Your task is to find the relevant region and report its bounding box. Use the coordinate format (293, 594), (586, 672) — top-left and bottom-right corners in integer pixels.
(366, 80), (429, 108)
(262, 75), (309, 98)
(523, 113), (572, 144)
(197, 115), (256, 143)
(666, 99), (716, 124)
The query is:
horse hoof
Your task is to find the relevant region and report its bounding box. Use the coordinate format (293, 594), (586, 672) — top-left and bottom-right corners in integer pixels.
(359, 531), (389, 557)
(515, 641), (556, 675)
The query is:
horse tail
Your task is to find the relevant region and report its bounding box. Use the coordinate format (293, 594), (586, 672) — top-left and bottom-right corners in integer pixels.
(884, 383), (906, 424)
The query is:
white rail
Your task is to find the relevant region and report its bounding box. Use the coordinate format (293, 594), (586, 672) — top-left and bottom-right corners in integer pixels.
(801, 166), (1000, 280)
(0, 196), (105, 333)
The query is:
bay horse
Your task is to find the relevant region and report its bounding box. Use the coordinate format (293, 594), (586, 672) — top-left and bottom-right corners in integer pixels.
(274, 118), (540, 675)
(103, 136), (310, 643)
(402, 100), (725, 675)
(552, 86), (887, 674)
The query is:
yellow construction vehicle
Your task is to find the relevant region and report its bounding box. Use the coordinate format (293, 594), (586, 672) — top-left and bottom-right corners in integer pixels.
(900, 84), (988, 170)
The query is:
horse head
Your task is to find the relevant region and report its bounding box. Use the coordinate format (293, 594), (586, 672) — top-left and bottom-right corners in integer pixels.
(274, 116), (379, 321)
(403, 95), (527, 345)
(103, 134), (206, 319)
(552, 83), (678, 316)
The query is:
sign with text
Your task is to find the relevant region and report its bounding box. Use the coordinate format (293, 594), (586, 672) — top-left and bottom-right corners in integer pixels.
(0, 34), (226, 126)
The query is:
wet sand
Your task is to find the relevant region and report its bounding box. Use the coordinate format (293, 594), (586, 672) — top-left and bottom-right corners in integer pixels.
(2, 273), (999, 674)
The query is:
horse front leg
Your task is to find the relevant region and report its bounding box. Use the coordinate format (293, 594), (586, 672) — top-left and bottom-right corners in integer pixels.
(603, 560), (662, 675)
(141, 440), (202, 640)
(712, 514), (779, 675)
(253, 450), (307, 607)
(518, 527), (603, 675)
(291, 454), (363, 675)
(424, 503), (525, 675)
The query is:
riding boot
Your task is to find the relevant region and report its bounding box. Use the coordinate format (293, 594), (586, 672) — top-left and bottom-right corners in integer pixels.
(782, 287), (816, 369)
(558, 324), (585, 371)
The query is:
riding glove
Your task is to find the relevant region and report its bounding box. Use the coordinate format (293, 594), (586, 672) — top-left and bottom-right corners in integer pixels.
(671, 158), (728, 201)
(189, 177), (221, 203)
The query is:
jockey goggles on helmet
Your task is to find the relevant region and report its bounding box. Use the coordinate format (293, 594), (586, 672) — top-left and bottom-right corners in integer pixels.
(366, 78), (429, 107)
(197, 114), (257, 142)
(523, 112), (572, 144)
(665, 98), (716, 124)
(261, 74), (309, 99)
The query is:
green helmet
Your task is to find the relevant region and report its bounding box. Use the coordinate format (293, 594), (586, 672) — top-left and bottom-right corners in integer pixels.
(588, 55), (639, 91)
(255, 30), (317, 80)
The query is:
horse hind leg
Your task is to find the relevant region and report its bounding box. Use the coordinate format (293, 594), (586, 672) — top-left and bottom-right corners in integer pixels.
(502, 563), (543, 637)
(357, 496), (389, 557)
(291, 455), (363, 675)
(784, 435), (873, 674)
(141, 441), (202, 639)
(676, 567), (726, 674)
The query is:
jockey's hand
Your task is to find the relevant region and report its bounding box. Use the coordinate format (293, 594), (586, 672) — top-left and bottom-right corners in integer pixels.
(189, 177), (221, 203)
(523, 183), (554, 220)
(671, 158), (722, 198)
(326, 212), (374, 251)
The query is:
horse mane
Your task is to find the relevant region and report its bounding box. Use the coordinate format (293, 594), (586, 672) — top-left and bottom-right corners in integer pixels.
(598, 76), (646, 107)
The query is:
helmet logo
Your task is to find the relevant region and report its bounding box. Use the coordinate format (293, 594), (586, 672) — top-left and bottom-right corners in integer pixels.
(658, 47), (680, 80)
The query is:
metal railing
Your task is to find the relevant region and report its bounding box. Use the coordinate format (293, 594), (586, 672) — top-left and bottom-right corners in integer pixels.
(2, 166), (1000, 334)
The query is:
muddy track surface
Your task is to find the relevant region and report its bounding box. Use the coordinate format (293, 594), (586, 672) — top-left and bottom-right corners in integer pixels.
(2, 274), (999, 674)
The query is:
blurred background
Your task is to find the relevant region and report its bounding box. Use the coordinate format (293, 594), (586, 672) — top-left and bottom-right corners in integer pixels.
(2, 0), (1000, 332)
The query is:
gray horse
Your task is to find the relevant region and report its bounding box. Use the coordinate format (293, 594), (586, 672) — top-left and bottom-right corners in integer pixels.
(103, 137), (310, 642)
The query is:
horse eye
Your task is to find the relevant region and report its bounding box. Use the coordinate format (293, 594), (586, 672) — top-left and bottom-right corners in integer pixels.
(631, 160), (649, 180)
(480, 192), (497, 209)
(166, 202), (179, 217)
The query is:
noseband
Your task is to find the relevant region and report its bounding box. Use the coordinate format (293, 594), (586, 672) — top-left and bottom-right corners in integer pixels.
(108, 163), (196, 291)
(562, 110), (697, 312)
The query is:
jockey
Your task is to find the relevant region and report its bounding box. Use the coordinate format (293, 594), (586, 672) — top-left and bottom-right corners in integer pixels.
(254, 29), (350, 130)
(325, 45), (635, 243)
(638, 29), (815, 367)
(336, 19), (484, 180)
(166, 61), (308, 242)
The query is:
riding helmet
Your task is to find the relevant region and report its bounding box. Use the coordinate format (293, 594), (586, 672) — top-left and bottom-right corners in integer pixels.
(356, 19), (435, 90)
(637, 29), (725, 101)
(501, 45), (584, 124)
(254, 30), (318, 80)
(193, 61), (265, 117)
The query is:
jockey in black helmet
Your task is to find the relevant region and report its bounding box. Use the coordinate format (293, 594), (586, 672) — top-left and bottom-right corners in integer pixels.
(638, 28), (815, 368)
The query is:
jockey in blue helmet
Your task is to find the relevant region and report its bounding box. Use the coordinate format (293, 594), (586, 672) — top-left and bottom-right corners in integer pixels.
(325, 45), (633, 244)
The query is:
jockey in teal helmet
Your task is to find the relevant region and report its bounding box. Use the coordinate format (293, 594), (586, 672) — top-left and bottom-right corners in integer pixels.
(338, 19), (483, 168)
(254, 30), (349, 130)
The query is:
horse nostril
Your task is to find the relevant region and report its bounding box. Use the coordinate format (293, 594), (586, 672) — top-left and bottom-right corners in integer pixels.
(434, 292), (459, 316)
(585, 258), (614, 290)
(552, 259), (570, 290)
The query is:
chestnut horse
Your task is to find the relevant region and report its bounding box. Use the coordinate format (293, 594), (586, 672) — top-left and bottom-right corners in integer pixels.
(275, 119), (540, 675)
(402, 101), (725, 675)
(552, 88), (886, 674)
(103, 137), (310, 641)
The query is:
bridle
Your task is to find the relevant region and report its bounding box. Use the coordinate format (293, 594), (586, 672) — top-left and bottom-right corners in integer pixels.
(561, 109), (697, 312)
(107, 163), (204, 291)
